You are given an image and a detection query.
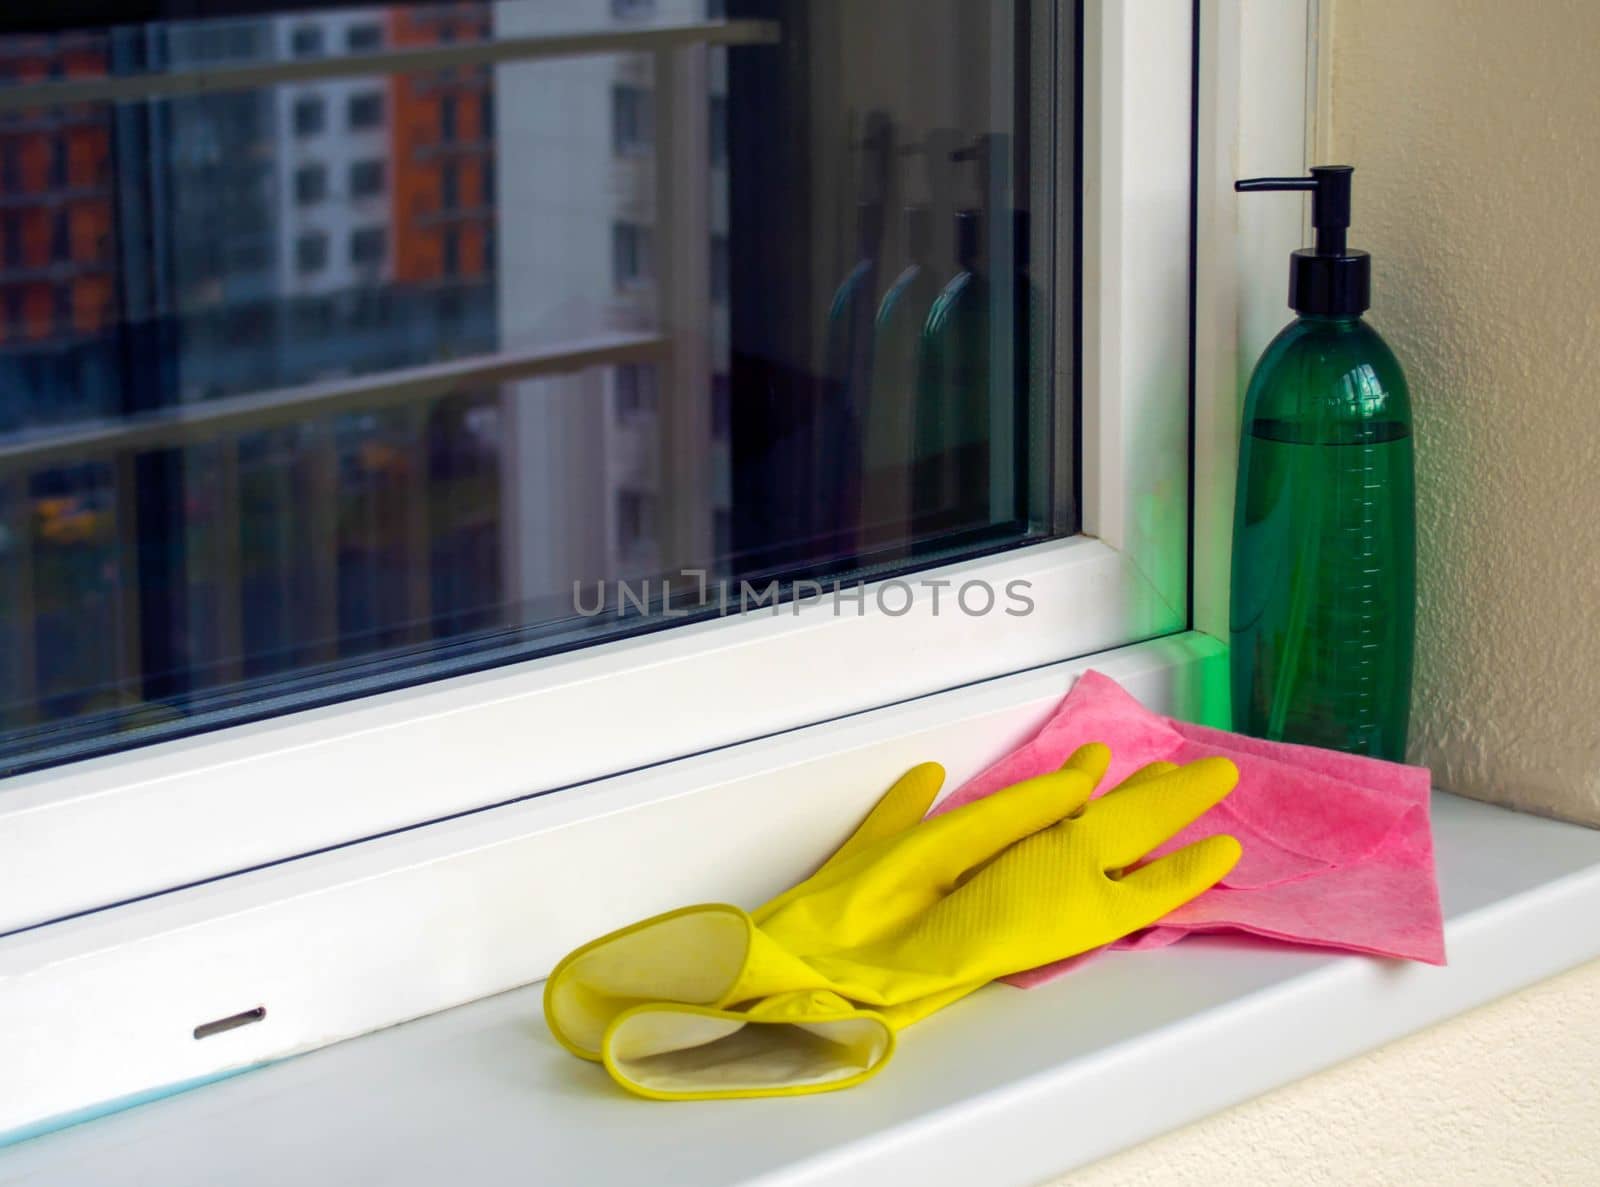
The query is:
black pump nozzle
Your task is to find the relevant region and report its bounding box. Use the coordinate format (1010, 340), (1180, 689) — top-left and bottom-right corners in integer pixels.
(1236, 165), (1353, 255)
(1236, 165), (1369, 316)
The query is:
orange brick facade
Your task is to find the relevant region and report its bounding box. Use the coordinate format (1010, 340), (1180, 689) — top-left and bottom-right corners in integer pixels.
(387, 3), (495, 285)
(0, 35), (116, 345)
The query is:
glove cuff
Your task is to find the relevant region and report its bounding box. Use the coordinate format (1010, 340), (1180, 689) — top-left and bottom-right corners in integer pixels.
(544, 903), (825, 1061)
(603, 991), (895, 1101)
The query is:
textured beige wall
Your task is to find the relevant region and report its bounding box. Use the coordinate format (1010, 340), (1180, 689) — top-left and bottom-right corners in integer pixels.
(1051, 957), (1600, 1186)
(1319, 0), (1600, 825)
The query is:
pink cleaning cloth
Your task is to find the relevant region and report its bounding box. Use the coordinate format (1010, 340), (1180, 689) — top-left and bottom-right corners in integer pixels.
(935, 670), (1444, 985)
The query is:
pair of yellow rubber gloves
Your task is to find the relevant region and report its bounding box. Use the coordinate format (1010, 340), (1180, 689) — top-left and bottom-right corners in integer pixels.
(544, 743), (1241, 1100)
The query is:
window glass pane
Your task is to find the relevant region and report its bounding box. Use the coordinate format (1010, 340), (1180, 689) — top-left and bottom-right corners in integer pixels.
(0, 0), (1069, 776)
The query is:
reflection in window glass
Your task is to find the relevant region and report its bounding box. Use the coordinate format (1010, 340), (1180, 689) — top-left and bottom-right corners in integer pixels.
(0, 0), (1067, 775)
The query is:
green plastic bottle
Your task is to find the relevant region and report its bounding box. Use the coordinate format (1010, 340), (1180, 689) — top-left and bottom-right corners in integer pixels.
(1230, 167), (1415, 761)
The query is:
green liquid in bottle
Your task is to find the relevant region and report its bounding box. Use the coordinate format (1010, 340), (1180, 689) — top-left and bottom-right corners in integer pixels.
(1230, 317), (1416, 760)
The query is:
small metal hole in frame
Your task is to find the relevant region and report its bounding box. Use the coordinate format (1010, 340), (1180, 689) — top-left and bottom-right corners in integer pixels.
(193, 1006), (267, 1040)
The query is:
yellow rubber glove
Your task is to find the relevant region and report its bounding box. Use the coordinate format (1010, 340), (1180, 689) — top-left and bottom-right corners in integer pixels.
(546, 752), (1091, 1060)
(546, 745), (1241, 1099)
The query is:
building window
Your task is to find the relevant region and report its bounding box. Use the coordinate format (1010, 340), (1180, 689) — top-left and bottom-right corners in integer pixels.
(614, 363), (658, 422)
(440, 228), (460, 276)
(290, 26), (323, 57)
(611, 0), (656, 21)
(52, 207), (70, 259)
(350, 227), (386, 268)
(611, 84), (653, 156)
(349, 159), (385, 198)
(347, 92), (385, 131)
(612, 221), (651, 288)
(615, 489), (655, 554)
(440, 161), (460, 210)
(711, 234), (729, 304)
(294, 163), (327, 206)
(345, 24), (382, 53)
(296, 231), (328, 274)
(439, 95), (458, 143)
(293, 96), (325, 137)
(2, 212), (20, 268)
(4, 287), (25, 334)
(54, 284), (74, 335)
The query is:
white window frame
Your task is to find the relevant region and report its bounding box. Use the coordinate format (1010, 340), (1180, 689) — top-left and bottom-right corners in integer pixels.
(0, 0), (1317, 1139)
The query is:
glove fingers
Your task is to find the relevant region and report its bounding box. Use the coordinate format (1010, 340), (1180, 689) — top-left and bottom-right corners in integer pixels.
(915, 766), (1094, 883)
(1111, 833), (1241, 920)
(1080, 756), (1239, 869)
(1059, 741), (1112, 786)
(1112, 759), (1180, 790)
(815, 762), (945, 875)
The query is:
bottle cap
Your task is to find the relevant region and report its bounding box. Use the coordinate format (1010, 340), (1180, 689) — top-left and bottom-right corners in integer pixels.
(1235, 165), (1371, 316)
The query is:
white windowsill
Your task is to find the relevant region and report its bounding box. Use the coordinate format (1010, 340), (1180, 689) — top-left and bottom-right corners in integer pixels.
(4, 791), (1598, 1187)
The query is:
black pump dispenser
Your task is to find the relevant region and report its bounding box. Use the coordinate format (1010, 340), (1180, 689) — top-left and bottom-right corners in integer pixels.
(1235, 165), (1371, 316)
